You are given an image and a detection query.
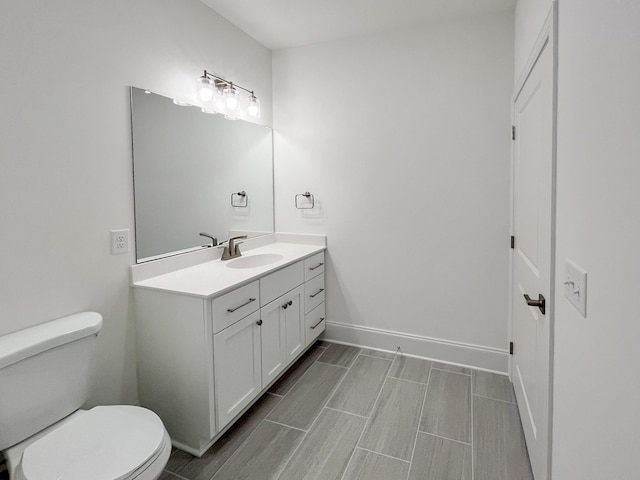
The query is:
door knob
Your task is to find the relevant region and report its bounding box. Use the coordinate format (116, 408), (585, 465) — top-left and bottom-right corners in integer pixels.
(523, 293), (546, 315)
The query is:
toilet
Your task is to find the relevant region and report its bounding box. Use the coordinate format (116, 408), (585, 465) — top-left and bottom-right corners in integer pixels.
(0, 312), (172, 480)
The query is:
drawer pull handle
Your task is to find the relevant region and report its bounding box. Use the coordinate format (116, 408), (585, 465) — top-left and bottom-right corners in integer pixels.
(309, 288), (325, 298)
(256, 319), (263, 326)
(282, 300), (293, 309)
(311, 318), (325, 329)
(227, 298), (256, 313)
(309, 262), (324, 271)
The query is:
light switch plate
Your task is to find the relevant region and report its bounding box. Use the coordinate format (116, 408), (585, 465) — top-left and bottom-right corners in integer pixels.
(564, 259), (587, 317)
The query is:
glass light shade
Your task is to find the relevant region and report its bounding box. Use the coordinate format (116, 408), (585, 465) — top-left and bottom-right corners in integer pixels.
(172, 99), (190, 106)
(247, 95), (260, 118)
(201, 108), (217, 114)
(225, 85), (238, 111)
(197, 76), (215, 102)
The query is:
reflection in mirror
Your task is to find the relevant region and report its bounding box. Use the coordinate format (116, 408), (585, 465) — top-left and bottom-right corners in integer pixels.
(130, 87), (274, 263)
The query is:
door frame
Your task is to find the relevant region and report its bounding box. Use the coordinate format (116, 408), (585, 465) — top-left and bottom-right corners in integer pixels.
(508, 3), (558, 479)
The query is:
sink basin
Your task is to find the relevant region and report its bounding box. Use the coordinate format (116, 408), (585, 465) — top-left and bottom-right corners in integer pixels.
(226, 253), (285, 269)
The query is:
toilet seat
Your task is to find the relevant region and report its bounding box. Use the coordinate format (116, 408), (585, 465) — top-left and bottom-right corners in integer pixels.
(18, 406), (169, 480)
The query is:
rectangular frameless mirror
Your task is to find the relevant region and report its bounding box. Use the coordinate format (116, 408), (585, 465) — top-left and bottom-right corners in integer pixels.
(130, 87), (274, 263)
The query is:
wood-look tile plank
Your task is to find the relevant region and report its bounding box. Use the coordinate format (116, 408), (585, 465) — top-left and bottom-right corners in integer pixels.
(388, 356), (432, 384)
(473, 396), (534, 480)
(164, 448), (192, 473)
(279, 409), (365, 480)
(408, 433), (471, 480)
(431, 362), (472, 375)
(358, 378), (426, 461)
(317, 343), (361, 367)
(174, 393), (281, 480)
(327, 355), (391, 416)
(315, 340), (331, 347)
(419, 369), (471, 443)
(473, 370), (516, 403)
(267, 362), (346, 430)
(159, 472), (182, 480)
(211, 421), (303, 480)
(359, 348), (396, 360)
(342, 448), (410, 480)
(269, 345), (325, 396)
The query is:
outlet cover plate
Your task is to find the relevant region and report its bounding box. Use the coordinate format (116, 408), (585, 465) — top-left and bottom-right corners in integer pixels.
(110, 229), (130, 255)
(564, 259), (587, 317)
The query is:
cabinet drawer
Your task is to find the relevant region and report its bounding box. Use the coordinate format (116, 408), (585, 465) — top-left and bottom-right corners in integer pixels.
(304, 273), (325, 314)
(260, 262), (304, 306)
(212, 281), (260, 333)
(304, 252), (325, 281)
(305, 302), (325, 345)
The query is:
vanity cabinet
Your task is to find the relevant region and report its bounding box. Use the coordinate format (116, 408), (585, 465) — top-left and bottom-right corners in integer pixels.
(134, 250), (325, 457)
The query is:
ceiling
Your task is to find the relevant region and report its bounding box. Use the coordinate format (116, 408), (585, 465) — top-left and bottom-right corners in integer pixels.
(200, 0), (516, 50)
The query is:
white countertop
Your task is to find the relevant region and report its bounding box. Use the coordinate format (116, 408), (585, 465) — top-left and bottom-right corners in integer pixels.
(131, 239), (325, 299)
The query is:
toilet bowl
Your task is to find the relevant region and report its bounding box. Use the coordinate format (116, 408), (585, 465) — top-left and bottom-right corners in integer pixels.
(0, 313), (172, 480)
(5, 406), (171, 480)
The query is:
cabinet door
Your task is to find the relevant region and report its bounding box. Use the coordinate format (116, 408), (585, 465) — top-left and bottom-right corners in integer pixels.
(260, 299), (287, 386)
(213, 310), (262, 429)
(283, 285), (305, 362)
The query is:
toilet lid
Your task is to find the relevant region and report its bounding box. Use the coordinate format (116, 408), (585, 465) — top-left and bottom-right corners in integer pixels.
(21, 406), (166, 480)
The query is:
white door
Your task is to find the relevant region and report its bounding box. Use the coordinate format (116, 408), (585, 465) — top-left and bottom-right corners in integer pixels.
(213, 310), (262, 428)
(511, 35), (554, 480)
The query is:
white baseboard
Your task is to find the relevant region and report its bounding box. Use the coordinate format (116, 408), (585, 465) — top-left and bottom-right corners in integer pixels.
(324, 321), (509, 374)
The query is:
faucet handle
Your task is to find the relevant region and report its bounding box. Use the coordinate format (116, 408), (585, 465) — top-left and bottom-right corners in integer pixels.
(199, 232), (218, 247)
(228, 235), (247, 248)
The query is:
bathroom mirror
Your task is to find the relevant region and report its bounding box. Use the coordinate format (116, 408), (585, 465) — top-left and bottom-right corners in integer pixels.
(130, 87), (274, 263)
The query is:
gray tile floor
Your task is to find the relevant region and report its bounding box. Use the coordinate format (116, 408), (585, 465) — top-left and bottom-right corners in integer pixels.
(162, 342), (534, 480)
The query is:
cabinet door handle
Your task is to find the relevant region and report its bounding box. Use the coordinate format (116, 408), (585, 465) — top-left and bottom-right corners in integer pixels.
(309, 288), (324, 298)
(227, 298), (256, 313)
(309, 262), (324, 271)
(311, 317), (325, 329)
(256, 319), (263, 326)
(282, 300), (293, 309)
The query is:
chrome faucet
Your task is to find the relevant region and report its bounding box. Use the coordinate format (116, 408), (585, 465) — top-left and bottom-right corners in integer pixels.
(221, 235), (247, 260)
(199, 232), (218, 247)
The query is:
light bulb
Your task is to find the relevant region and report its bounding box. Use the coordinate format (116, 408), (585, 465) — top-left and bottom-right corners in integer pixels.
(247, 94), (260, 118)
(225, 85), (238, 111)
(197, 76), (214, 102)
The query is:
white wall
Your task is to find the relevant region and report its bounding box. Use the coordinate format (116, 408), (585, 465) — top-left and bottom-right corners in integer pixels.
(273, 11), (514, 369)
(0, 0), (271, 406)
(552, 0), (640, 477)
(514, 0), (554, 78)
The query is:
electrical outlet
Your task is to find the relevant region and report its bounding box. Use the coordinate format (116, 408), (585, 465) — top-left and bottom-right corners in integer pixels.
(110, 229), (130, 255)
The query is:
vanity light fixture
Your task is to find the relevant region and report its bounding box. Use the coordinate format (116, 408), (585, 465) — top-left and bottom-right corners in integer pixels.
(196, 70), (260, 118)
(247, 94), (260, 118)
(196, 76), (215, 102)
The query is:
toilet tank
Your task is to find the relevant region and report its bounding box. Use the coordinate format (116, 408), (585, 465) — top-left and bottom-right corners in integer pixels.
(0, 312), (103, 450)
